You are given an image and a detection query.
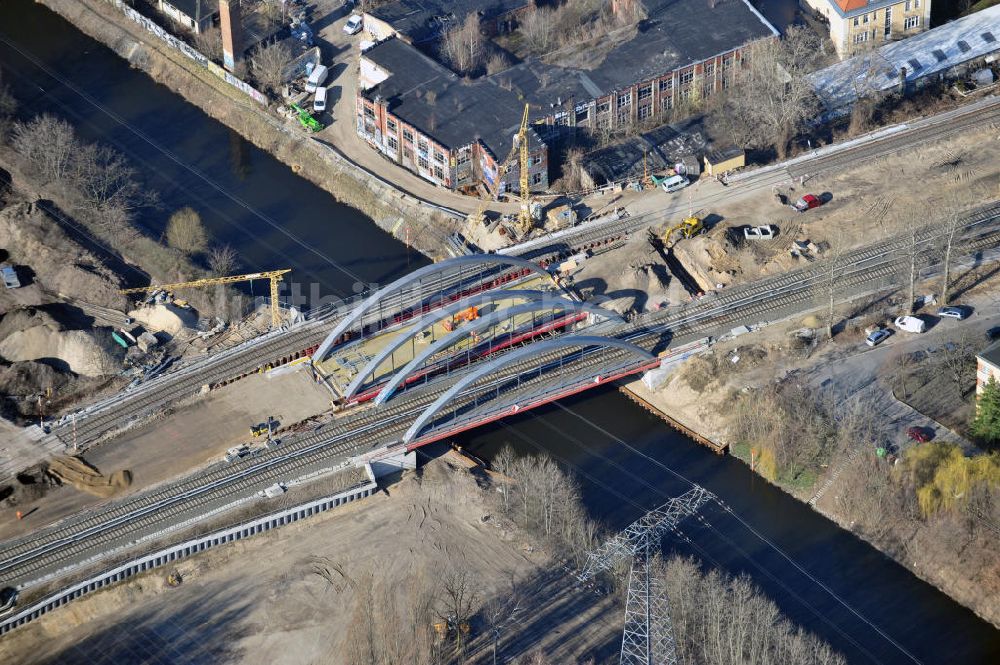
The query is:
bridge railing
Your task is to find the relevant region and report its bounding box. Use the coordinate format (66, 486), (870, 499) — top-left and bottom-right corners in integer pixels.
(0, 465), (377, 636)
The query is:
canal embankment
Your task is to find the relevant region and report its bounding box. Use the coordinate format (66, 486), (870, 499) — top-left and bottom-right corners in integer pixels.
(33, 0), (458, 262)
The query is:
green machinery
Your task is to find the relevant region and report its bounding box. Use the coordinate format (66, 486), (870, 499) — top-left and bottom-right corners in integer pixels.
(290, 103), (324, 133)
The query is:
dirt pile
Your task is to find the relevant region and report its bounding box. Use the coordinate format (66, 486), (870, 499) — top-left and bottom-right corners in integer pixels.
(0, 307), (118, 377)
(128, 303), (196, 336)
(46, 455), (131, 498)
(0, 201), (127, 309)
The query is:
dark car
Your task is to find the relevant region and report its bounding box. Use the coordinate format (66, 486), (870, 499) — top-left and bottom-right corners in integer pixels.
(906, 426), (932, 443)
(792, 194), (822, 212)
(937, 305), (968, 320)
(865, 328), (891, 347)
(986, 326), (1000, 342)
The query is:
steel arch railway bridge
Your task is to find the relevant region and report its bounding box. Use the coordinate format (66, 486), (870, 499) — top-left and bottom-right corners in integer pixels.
(310, 254), (663, 449)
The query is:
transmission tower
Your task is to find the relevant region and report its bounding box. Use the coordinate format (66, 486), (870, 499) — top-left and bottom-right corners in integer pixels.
(578, 486), (715, 665)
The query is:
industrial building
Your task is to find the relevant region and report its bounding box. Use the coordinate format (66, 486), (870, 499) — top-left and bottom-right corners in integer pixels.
(810, 5), (1000, 113)
(356, 0), (777, 193)
(363, 0), (531, 45)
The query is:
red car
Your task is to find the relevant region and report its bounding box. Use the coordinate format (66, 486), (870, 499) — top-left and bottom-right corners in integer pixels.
(906, 426), (931, 443)
(792, 194), (822, 212)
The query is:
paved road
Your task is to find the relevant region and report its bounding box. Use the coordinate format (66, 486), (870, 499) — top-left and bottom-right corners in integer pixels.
(6, 203), (1000, 591)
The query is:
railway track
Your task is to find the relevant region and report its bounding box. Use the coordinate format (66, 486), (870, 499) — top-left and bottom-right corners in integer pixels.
(5, 203), (1000, 588)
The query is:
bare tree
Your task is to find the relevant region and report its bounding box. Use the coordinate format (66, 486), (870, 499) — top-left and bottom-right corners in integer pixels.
(520, 8), (556, 53)
(208, 244), (238, 276)
(906, 227), (919, 315)
(709, 27), (822, 157)
(438, 566), (481, 661)
(939, 207), (964, 305)
(72, 143), (151, 233)
(483, 574), (522, 665)
(824, 247), (842, 340)
(166, 206), (209, 254)
(486, 52), (510, 75)
(193, 27), (224, 63)
(441, 15), (487, 75)
(0, 68), (16, 138)
(11, 114), (80, 182)
(250, 42), (293, 96)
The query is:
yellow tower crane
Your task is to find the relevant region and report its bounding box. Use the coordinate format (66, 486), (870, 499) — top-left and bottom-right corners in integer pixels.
(493, 103), (533, 235)
(119, 269), (292, 328)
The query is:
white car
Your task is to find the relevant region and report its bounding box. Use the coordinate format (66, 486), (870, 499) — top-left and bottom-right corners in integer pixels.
(344, 14), (363, 35)
(313, 86), (327, 113)
(743, 225), (776, 241)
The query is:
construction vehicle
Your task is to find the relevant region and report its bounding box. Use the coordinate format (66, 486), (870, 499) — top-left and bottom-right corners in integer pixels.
(441, 306), (479, 332)
(662, 215), (705, 248)
(495, 104), (536, 235)
(289, 103), (324, 132)
(120, 269), (292, 329)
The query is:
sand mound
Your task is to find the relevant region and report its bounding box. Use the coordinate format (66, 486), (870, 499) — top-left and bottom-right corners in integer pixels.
(0, 325), (116, 377)
(0, 201), (126, 309)
(128, 303), (195, 336)
(46, 455), (131, 498)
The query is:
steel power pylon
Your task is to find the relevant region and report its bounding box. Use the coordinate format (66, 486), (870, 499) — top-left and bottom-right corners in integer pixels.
(578, 486), (715, 665)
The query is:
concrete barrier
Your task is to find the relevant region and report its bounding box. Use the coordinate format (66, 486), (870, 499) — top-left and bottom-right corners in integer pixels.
(0, 464), (377, 636)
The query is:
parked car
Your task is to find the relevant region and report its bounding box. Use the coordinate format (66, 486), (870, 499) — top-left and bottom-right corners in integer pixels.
(937, 305), (968, 320)
(313, 86), (327, 113)
(344, 14), (363, 34)
(792, 194), (822, 212)
(906, 426), (932, 443)
(986, 326), (1000, 342)
(894, 315), (926, 333)
(865, 328), (891, 347)
(743, 224), (776, 241)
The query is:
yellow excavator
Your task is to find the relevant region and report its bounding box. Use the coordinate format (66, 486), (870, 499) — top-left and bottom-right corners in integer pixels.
(662, 215), (704, 248)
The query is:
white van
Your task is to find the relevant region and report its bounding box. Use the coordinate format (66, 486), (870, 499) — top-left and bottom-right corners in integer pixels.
(305, 64), (328, 93)
(894, 315), (926, 333)
(313, 86), (327, 113)
(661, 174), (690, 194)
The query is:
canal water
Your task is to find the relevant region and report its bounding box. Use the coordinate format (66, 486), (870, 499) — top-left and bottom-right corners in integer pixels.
(1, 1), (998, 663)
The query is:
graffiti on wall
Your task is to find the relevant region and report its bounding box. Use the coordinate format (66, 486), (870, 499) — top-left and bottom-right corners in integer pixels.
(111, 0), (268, 106)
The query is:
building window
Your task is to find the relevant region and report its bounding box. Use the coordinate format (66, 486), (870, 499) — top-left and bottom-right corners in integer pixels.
(417, 140), (428, 156)
(904, 15), (920, 28)
(403, 147), (413, 160)
(722, 54), (734, 69)
(597, 102), (610, 114)
(617, 92), (631, 107)
(679, 88), (691, 101)
(434, 166), (444, 180)
(904, 0), (910, 10)
(616, 110), (629, 125)
(576, 107), (589, 122)
(885, 6), (892, 36)
(418, 156), (429, 170)
(663, 96), (673, 110)
(638, 105), (652, 120)
(387, 136), (398, 152)
(853, 16), (859, 26)
(364, 105), (375, 119)
(638, 85), (652, 101)
(387, 119), (397, 133)
(531, 172), (542, 185)
(854, 31), (869, 43)
(659, 78), (673, 91)
(914, 0), (920, 7)
(705, 62), (714, 77)
(679, 70), (694, 85)
(403, 129), (414, 142)
(457, 152), (470, 165)
(434, 150), (445, 164)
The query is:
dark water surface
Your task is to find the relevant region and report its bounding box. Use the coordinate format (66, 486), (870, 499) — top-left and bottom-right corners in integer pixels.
(1, 1), (998, 663)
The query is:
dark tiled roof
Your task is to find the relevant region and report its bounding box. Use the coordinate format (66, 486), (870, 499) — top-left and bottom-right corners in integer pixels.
(368, 0), (529, 44)
(979, 341), (1000, 369)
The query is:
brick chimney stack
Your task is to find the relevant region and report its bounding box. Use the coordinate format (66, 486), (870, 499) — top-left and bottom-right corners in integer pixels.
(220, 0), (243, 73)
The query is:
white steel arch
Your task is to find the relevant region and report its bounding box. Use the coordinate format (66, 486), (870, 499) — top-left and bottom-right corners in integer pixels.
(313, 254), (552, 363)
(373, 301), (622, 406)
(402, 336), (654, 444)
(340, 289), (549, 400)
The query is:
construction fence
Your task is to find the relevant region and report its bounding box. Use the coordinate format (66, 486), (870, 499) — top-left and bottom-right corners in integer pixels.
(105, 0), (268, 106)
(0, 464), (377, 636)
